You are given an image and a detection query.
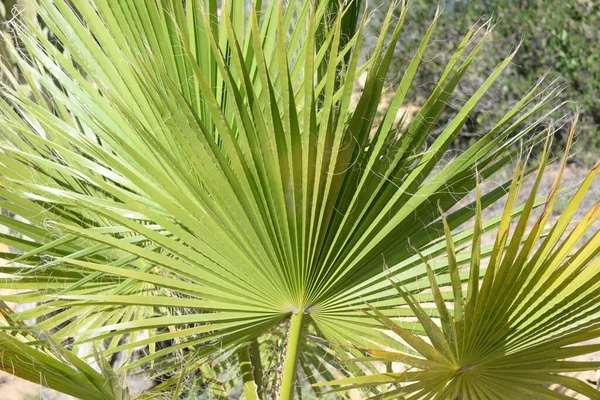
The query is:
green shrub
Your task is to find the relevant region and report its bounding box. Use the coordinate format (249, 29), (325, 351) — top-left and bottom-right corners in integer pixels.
(369, 0), (600, 165)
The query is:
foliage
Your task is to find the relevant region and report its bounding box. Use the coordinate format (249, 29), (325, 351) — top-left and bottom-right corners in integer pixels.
(370, 0), (600, 165)
(0, 0), (595, 399)
(0, 300), (128, 399)
(322, 126), (600, 399)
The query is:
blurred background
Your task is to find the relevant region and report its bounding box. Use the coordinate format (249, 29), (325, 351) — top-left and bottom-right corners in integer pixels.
(364, 0), (600, 166)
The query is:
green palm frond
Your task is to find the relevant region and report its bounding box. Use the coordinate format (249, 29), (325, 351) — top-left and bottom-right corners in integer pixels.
(0, 301), (128, 399)
(321, 124), (600, 399)
(0, 0), (567, 397)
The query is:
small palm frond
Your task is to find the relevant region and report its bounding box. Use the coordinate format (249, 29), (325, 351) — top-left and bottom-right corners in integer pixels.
(321, 125), (600, 399)
(0, 301), (128, 399)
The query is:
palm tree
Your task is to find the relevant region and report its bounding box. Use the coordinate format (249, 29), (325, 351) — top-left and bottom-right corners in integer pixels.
(0, 0), (582, 398)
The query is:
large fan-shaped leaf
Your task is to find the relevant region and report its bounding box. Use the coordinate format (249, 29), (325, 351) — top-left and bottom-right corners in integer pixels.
(0, 0), (564, 397)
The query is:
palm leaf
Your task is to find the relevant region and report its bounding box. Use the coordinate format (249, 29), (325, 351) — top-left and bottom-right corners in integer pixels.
(322, 123), (600, 399)
(0, 0), (563, 397)
(0, 301), (128, 399)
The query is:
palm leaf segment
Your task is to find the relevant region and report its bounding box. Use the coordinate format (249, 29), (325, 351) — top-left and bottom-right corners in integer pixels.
(0, 301), (128, 400)
(323, 127), (600, 399)
(0, 0), (560, 394)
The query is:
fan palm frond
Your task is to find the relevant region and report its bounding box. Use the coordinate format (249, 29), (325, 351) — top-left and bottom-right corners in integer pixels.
(321, 124), (600, 399)
(0, 0), (565, 396)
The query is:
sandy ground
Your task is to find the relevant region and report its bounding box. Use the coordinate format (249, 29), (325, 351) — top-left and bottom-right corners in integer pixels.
(0, 372), (40, 400)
